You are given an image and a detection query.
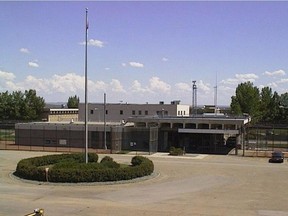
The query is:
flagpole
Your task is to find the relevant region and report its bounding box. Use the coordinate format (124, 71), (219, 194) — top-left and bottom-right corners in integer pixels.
(84, 8), (88, 164)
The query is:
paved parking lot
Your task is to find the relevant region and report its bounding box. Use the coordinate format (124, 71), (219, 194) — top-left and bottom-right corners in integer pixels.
(1, 150), (288, 216)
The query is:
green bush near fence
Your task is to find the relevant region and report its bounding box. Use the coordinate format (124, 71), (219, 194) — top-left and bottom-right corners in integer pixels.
(14, 153), (154, 183)
(169, 146), (184, 156)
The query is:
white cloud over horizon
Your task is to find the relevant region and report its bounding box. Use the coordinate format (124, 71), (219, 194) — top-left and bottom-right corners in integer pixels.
(0, 69), (287, 105)
(0, 70), (16, 81)
(175, 82), (191, 92)
(221, 73), (259, 85)
(149, 76), (171, 93)
(131, 80), (151, 93)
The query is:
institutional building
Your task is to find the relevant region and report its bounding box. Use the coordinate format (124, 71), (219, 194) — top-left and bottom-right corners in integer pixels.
(15, 101), (250, 154)
(78, 101), (190, 123)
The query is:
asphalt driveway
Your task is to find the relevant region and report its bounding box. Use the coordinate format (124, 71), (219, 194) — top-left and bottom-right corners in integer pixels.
(1, 150), (288, 216)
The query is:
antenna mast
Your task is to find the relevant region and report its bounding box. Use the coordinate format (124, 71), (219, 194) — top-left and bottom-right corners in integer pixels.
(214, 73), (218, 114)
(192, 80), (197, 116)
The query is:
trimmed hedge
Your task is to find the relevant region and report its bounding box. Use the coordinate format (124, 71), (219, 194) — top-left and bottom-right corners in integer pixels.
(14, 153), (154, 183)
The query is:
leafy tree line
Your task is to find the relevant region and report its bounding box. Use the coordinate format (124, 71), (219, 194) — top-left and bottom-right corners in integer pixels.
(0, 89), (45, 121)
(230, 82), (288, 123)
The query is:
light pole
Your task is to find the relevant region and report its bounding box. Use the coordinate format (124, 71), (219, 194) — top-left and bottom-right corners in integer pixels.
(104, 93), (107, 150)
(84, 8), (89, 163)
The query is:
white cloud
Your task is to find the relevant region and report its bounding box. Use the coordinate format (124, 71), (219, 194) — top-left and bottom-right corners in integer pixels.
(235, 73), (258, 82)
(162, 57), (168, 62)
(121, 63), (126, 67)
(131, 80), (150, 93)
(28, 61), (39, 68)
(198, 80), (211, 94)
(20, 48), (30, 54)
(149, 77), (171, 93)
(129, 62), (144, 68)
(93, 80), (108, 91)
(220, 78), (238, 85)
(267, 82), (278, 88)
(277, 78), (288, 84)
(80, 39), (104, 47)
(264, 69), (286, 76)
(50, 73), (84, 93)
(175, 82), (191, 92)
(110, 79), (126, 93)
(0, 70), (16, 81)
(221, 73), (258, 85)
(24, 75), (49, 92)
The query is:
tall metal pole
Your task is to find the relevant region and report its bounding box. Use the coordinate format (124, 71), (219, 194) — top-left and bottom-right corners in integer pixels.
(104, 93), (107, 150)
(192, 80), (197, 116)
(84, 8), (89, 163)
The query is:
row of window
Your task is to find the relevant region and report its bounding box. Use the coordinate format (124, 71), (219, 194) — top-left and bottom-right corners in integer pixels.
(177, 110), (186, 115)
(90, 109), (170, 116)
(50, 111), (78, 114)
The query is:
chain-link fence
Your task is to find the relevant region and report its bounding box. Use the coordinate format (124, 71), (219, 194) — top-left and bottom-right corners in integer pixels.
(244, 124), (288, 156)
(0, 122), (158, 154)
(0, 122), (16, 150)
(2, 121), (287, 156)
(0, 122), (110, 153)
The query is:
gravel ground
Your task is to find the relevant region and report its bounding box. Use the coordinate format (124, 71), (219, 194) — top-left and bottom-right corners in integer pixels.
(1, 150), (288, 216)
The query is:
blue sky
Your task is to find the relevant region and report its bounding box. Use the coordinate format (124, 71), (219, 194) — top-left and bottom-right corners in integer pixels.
(1, 1), (288, 106)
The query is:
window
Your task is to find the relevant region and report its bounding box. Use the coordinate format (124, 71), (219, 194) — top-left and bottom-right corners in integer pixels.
(106, 110), (108, 115)
(90, 109), (94, 114)
(145, 110), (148, 115)
(132, 110), (136, 115)
(138, 110), (142, 115)
(120, 110), (123, 115)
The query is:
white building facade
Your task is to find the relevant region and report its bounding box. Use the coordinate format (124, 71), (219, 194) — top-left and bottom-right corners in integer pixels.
(78, 101), (190, 123)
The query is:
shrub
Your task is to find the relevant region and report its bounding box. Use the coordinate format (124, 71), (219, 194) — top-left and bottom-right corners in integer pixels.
(14, 154), (154, 183)
(100, 156), (120, 169)
(100, 156), (113, 163)
(169, 147), (184, 156)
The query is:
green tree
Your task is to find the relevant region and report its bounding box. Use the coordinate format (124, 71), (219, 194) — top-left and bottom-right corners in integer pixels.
(0, 91), (12, 120)
(67, 95), (79, 108)
(23, 89), (45, 120)
(279, 92), (288, 108)
(0, 89), (45, 121)
(230, 96), (241, 115)
(259, 87), (274, 122)
(230, 82), (260, 121)
(278, 92), (288, 122)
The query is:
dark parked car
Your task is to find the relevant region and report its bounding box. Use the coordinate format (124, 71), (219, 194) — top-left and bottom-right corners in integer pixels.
(269, 151), (284, 163)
